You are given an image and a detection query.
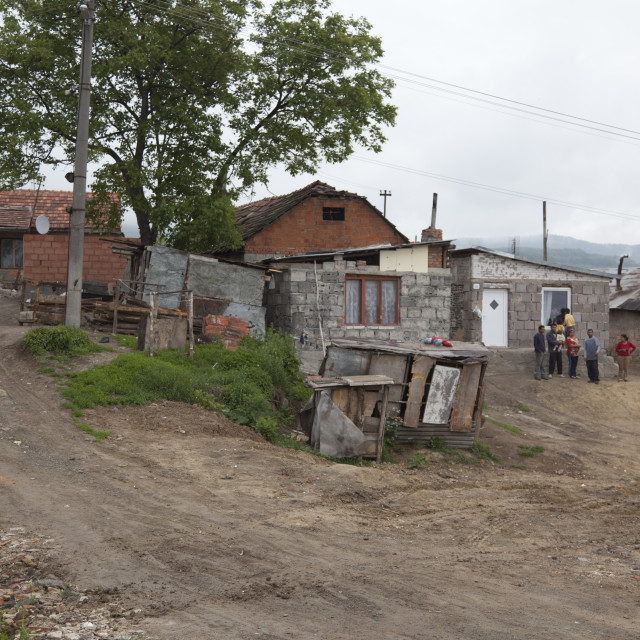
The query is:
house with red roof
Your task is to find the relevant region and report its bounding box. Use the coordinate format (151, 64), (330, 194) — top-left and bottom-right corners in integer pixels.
(0, 189), (132, 290)
(227, 181), (410, 262)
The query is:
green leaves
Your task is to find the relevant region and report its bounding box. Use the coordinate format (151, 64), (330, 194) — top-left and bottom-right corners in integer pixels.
(1, 0), (396, 249)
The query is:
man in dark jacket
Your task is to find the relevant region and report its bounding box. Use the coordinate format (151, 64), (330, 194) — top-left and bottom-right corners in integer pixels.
(547, 322), (563, 378)
(534, 325), (548, 380)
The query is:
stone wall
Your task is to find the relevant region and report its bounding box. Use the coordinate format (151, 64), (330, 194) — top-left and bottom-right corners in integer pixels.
(450, 251), (611, 350)
(266, 258), (451, 345)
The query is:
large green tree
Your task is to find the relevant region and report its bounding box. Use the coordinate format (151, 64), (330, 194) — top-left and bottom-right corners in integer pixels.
(0, 0), (396, 249)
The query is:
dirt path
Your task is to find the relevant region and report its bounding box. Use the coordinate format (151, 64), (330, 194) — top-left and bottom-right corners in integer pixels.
(1, 296), (639, 639)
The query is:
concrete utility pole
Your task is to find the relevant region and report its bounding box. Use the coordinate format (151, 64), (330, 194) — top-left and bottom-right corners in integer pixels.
(379, 190), (392, 217)
(542, 201), (548, 262)
(65, 1), (95, 328)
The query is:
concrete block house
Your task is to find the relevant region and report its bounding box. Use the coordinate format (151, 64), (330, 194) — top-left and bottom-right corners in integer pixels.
(0, 189), (129, 290)
(449, 247), (613, 349)
(225, 181), (454, 347)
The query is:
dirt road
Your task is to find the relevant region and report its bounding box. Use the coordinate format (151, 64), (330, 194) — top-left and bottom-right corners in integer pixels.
(1, 295), (639, 639)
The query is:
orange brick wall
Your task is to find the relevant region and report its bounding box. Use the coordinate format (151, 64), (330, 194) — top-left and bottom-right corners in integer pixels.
(244, 197), (406, 256)
(23, 234), (128, 284)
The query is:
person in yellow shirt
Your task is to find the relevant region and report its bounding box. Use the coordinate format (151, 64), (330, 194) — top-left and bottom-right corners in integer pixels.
(562, 308), (575, 335)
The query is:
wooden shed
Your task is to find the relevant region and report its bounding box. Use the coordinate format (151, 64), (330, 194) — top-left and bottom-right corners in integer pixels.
(303, 337), (492, 457)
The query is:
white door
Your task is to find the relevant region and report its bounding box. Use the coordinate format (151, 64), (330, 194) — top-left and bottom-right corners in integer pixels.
(482, 289), (508, 347)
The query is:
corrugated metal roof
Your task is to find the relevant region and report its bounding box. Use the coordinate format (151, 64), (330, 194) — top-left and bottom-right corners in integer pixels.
(450, 245), (613, 280)
(235, 180), (409, 243)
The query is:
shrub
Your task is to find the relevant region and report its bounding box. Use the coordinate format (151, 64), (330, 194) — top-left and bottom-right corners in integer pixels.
(22, 326), (103, 357)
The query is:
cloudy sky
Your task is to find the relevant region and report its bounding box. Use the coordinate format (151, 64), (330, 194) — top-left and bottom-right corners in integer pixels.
(44, 1), (640, 245)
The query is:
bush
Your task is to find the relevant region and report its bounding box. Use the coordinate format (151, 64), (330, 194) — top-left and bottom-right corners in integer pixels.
(22, 326), (103, 357)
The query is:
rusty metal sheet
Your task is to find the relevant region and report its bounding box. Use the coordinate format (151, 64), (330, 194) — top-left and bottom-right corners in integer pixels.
(422, 366), (460, 424)
(450, 363), (482, 432)
(403, 356), (435, 428)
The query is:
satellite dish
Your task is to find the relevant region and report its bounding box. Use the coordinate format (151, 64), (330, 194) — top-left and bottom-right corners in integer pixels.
(35, 215), (50, 235)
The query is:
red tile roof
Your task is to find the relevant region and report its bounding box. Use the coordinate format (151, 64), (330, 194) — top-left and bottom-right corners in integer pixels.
(235, 181), (409, 242)
(0, 205), (32, 230)
(0, 189), (119, 232)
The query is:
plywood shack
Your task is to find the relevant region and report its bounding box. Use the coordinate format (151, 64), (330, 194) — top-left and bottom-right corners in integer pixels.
(316, 337), (492, 449)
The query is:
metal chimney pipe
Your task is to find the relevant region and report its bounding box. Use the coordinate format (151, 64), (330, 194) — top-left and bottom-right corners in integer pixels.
(431, 193), (438, 228)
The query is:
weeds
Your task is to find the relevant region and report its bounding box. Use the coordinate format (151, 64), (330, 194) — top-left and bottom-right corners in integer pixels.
(406, 453), (426, 469)
(484, 416), (522, 434)
(75, 422), (110, 443)
(517, 403), (531, 413)
(21, 326), (103, 358)
(518, 445), (544, 457)
(60, 330), (311, 443)
(114, 334), (138, 349)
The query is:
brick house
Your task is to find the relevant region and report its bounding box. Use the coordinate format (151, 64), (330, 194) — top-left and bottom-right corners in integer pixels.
(228, 181), (409, 262)
(0, 189), (130, 289)
(449, 246), (613, 349)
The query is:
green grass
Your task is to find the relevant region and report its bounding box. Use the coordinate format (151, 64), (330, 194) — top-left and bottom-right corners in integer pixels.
(75, 422), (110, 443)
(59, 329), (311, 443)
(517, 403), (531, 413)
(406, 453), (426, 469)
(518, 445), (545, 457)
(485, 415), (522, 434)
(21, 326), (104, 358)
(114, 333), (138, 349)
(404, 437), (503, 467)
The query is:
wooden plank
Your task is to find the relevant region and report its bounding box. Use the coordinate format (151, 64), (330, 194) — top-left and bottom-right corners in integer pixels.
(376, 385), (390, 463)
(362, 390), (380, 416)
(473, 363), (488, 430)
(403, 356), (435, 428)
(331, 387), (350, 413)
(450, 363), (482, 432)
(339, 374), (395, 386)
(422, 366), (460, 424)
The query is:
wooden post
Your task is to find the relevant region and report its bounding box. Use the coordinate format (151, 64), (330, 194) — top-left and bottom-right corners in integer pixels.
(188, 290), (194, 358)
(148, 291), (156, 357)
(376, 385), (390, 464)
(543, 201), (548, 262)
(112, 280), (120, 335)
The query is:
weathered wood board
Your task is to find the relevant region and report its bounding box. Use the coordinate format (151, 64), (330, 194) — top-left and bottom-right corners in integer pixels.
(450, 363), (482, 431)
(403, 356), (435, 428)
(422, 366), (460, 424)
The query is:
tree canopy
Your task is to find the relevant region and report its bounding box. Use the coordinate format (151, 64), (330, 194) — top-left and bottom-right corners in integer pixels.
(0, 0), (396, 249)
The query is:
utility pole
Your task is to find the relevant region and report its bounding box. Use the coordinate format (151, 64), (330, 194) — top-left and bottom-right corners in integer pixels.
(542, 201), (548, 262)
(379, 190), (392, 217)
(65, 1), (95, 328)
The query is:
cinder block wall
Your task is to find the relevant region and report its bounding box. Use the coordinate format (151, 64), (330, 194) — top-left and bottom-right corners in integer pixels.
(266, 258), (451, 345)
(243, 197), (406, 260)
(609, 309), (640, 354)
(23, 234), (127, 284)
(450, 252), (611, 350)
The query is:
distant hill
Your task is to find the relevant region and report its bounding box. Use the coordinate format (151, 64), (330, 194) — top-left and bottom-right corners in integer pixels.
(452, 235), (639, 270)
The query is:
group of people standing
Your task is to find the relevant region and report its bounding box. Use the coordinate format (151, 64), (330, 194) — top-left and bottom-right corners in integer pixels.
(533, 307), (636, 383)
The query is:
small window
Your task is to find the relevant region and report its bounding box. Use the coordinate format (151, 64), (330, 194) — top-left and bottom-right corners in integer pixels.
(1, 238), (23, 268)
(345, 276), (398, 325)
(322, 207), (345, 221)
(542, 287), (571, 325)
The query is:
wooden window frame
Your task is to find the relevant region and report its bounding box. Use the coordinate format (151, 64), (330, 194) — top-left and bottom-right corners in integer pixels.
(345, 275), (399, 326)
(322, 206), (345, 221)
(0, 238), (23, 269)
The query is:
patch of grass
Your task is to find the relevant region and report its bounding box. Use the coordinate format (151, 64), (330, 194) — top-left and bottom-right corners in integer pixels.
(485, 415), (522, 434)
(471, 440), (504, 464)
(518, 445), (544, 457)
(406, 453), (426, 469)
(37, 366), (56, 374)
(517, 403), (531, 413)
(21, 326), (104, 358)
(272, 436), (312, 452)
(114, 333), (138, 349)
(514, 464), (526, 470)
(60, 329), (311, 444)
(75, 422), (110, 443)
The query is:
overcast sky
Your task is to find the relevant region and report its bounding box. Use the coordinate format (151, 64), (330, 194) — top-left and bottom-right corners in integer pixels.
(44, 1), (640, 247)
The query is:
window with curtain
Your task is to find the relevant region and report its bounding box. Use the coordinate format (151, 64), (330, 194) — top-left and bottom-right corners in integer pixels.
(541, 288), (570, 325)
(345, 276), (399, 325)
